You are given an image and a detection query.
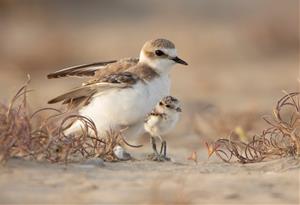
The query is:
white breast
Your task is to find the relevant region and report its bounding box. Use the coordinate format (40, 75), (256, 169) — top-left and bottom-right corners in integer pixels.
(144, 111), (179, 137)
(66, 74), (171, 137)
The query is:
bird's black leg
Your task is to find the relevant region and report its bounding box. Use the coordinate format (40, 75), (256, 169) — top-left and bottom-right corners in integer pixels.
(149, 136), (161, 161)
(148, 136), (164, 161)
(150, 136), (159, 156)
(159, 140), (164, 155)
(148, 136), (170, 161)
(161, 140), (170, 161)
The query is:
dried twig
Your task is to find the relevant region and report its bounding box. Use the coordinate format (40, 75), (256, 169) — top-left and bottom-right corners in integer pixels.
(210, 92), (300, 163)
(0, 80), (141, 164)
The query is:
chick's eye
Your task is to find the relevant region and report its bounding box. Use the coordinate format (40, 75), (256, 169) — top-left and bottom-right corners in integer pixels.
(166, 105), (171, 108)
(159, 102), (163, 106)
(155, 50), (164, 56)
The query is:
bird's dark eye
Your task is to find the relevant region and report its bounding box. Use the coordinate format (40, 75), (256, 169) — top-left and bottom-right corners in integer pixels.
(166, 105), (171, 108)
(159, 102), (163, 106)
(155, 50), (164, 56)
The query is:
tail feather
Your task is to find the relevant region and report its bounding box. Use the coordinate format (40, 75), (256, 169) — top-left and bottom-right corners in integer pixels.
(48, 87), (94, 104)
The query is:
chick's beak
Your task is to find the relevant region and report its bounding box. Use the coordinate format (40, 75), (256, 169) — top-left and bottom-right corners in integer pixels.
(172, 56), (188, 65)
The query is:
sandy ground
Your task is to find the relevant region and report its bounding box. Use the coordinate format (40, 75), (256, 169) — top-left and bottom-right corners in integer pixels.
(0, 55), (298, 205)
(0, 43), (298, 205)
(0, 149), (299, 204)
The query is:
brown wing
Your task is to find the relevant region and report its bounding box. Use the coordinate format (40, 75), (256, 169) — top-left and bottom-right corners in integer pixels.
(48, 86), (96, 104)
(47, 60), (117, 79)
(84, 58), (139, 85)
(48, 72), (140, 109)
(47, 58), (139, 79)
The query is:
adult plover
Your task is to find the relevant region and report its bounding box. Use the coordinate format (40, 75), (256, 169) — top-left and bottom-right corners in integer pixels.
(47, 39), (187, 140)
(144, 96), (182, 161)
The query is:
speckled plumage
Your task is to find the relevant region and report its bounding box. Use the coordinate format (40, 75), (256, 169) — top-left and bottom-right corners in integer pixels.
(144, 96), (181, 137)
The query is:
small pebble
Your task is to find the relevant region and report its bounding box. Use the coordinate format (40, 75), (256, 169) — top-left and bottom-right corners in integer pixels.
(113, 145), (131, 160)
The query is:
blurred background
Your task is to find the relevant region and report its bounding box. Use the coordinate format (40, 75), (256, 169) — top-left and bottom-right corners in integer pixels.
(0, 0), (298, 148)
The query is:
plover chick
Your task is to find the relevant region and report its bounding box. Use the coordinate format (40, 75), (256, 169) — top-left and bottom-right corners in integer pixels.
(144, 96), (181, 161)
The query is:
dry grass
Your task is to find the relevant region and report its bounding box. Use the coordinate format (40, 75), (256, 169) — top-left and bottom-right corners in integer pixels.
(0, 78), (138, 164)
(1, 78), (299, 165)
(0, 77), (32, 163)
(209, 92), (300, 163)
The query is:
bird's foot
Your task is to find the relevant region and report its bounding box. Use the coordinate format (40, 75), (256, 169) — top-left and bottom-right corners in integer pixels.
(147, 153), (170, 162)
(148, 137), (170, 161)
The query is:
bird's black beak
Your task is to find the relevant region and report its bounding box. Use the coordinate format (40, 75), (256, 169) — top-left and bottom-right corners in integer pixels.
(176, 107), (182, 112)
(172, 56), (188, 66)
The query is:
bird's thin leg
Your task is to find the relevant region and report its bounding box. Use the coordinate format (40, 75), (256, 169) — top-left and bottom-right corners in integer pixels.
(148, 136), (165, 161)
(150, 136), (159, 156)
(158, 135), (164, 155)
(162, 140), (166, 156)
(149, 136), (169, 161)
(159, 140), (164, 155)
(162, 140), (170, 161)
(158, 136), (170, 161)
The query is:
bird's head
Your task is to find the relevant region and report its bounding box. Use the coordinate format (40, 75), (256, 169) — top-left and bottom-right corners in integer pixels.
(139, 38), (188, 74)
(156, 96), (182, 115)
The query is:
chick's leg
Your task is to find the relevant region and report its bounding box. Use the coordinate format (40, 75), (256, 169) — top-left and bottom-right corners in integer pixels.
(150, 136), (159, 156)
(148, 136), (165, 161)
(157, 135), (170, 161)
(160, 139), (170, 161)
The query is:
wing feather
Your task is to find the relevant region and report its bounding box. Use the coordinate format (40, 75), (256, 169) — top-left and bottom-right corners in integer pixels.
(47, 60), (117, 79)
(48, 72), (140, 109)
(47, 58), (139, 79)
(48, 82), (129, 104)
